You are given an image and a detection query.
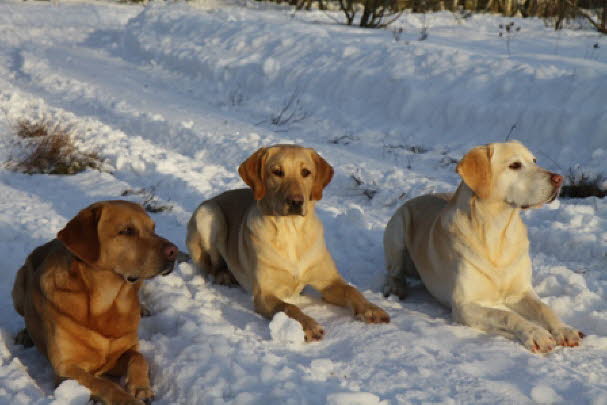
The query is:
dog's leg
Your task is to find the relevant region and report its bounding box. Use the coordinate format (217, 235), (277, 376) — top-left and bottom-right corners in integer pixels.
(454, 302), (557, 353)
(15, 328), (34, 348)
(212, 264), (238, 286)
(56, 364), (143, 404)
(186, 203), (239, 287)
(108, 349), (154, 403)
(320, 280), (390, 323)
(254, 292), (324, 342)
(507, 292), (584, 347)
(383, 210), (412, 299)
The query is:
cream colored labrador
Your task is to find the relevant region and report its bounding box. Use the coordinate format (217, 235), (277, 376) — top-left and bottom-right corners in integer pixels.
(384, 141), (583, 353)
(187, 145), (389, 342)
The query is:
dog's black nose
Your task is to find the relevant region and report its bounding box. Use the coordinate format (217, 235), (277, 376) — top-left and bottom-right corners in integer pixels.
(286, 195), (304, 208)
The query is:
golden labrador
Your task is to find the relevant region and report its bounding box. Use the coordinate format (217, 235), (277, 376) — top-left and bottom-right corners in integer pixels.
(12, 201), (178, 404)
(383, 141), (584, 353)
(187, 145), (389, 341)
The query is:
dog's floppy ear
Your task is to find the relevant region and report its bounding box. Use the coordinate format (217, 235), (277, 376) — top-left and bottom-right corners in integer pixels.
(239, 147), (268, 200)
(310, 150), (334, 201)
(456, 145), (493, 200)
(57, 204), (103, 264)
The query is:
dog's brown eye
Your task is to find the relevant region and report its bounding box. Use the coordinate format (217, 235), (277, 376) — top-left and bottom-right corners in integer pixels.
(302, 168), (311, 177)
(272, 168), (284, 177)
(509, 162), (522, 170)
(119, 226), (136, 236)
(532, 158), (537, 163)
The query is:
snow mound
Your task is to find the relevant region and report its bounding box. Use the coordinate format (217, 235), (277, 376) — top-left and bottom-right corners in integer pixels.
(326, 391), (387, 405)
(50, 380), (90, 405)
(530, 385), (563, 404)
(269, 311), (305, 344)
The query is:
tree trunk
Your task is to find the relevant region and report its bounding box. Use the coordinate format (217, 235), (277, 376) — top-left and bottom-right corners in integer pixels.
(360, 4), (372, 27)
(602, 0), (607, 32)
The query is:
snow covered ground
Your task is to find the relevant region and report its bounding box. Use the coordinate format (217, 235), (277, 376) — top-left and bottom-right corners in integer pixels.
(0, 0), (606, 403)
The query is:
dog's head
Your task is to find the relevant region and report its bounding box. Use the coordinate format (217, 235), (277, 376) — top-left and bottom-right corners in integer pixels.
(238, 144), (334, 216)
(57, 200), (177, 282)
(456, 141), (563, 209)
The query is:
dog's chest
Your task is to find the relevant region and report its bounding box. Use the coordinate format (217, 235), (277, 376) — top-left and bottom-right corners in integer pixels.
(250, 215), (325, 283)
(274, 227), (324, 279)
(88, 286), (140, 336)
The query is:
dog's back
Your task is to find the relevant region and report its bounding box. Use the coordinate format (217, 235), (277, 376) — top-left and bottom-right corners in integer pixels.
(187, 188), (256, 289)
(12, 240), (65, 317)
(383, 193), (452, 299)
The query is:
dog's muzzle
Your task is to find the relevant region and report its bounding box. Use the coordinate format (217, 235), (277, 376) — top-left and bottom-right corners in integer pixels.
(161, 261), (175, 276)
(285, 194), (305, 216)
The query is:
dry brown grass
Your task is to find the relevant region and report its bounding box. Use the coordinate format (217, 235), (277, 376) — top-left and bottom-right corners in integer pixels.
(10, 119), (104, 175)
(16, 120), (52, 139)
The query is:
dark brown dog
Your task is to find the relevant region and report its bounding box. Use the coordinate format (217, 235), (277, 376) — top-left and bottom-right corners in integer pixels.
(12, 200), (177, 404)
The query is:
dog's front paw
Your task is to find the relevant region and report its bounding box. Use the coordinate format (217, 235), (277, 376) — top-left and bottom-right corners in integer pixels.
(551, 326), (584, 347)
(91, 388), (145, 405)
(301, 319), (325, 342)
(356, 304), (390, 324)
(126, 384), (155, 404)
(383, 277), (407, 300)
(521, 326), (556, 353)
(212, 268), (239, 287)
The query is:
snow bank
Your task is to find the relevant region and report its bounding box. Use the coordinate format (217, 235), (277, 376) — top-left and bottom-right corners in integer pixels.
(118, 4), (607, 174)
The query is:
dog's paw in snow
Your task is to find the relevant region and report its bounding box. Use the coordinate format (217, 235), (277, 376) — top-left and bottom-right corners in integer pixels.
(551, 326), (584, 347)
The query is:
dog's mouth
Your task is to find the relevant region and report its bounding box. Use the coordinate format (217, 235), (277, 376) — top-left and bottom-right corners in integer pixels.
(121, 261), (174, 283)
(546, 186), (561, 204)
(529, 188), (561, 209)
(124, 275), (140, 284)
(506, 199), (530, 209)
(287, 206), (305, 216)
(508, 186), (561, 210)
(161, 261), (175, 276)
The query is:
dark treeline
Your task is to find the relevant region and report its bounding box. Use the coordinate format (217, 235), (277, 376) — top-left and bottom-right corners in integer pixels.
(261, 0), (607, 32)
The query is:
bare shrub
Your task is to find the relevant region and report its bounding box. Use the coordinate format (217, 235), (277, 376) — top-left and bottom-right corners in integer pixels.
(9, 119), (104, 175)
(383, 142), (428, 154)
(295, 0), (328, 9)
(121, 187), (174, 213)
(351, 173), (378, 200)
(337, 0), (405, 27)
(547, 0), (607, 33)
(498, 21), (521, 55)
(560, 169), (606, 198)
(329, 133), (359, 145)
(272, 90), (309, 126)
(257, 88), (310, 128)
